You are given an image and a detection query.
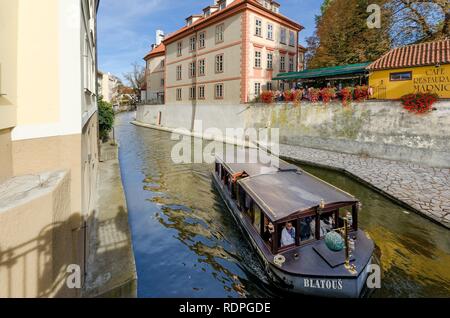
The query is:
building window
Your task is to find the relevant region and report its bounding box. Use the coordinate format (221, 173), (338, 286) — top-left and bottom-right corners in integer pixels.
(289, 56), (294, 72)
(254, 51), (262, 68)
(216, 24), (224, 43)
(390, 71), (412, 81)
(189, 62), (196, 78)
(280, 56), (286, 72)
(198, 59), (206, 76)
(189, 36), (196, 51)
(176, 88), (182, 100)
(267, 82), (273, 91)
(299, 53), (304, 63)
(198, 85), (205, 99)
(254, 82), (261, 96)
(189, 86), (196, 100)
(215, 54), (224, 73)
(267, 53), (273, 69)
(219, 1), (226, 10)
(161, 79), (164, 87)
(280, 28), (286, 44)
(199, 32), (206, 49)
(176, 65), (182, 80)
(289, 31), (295, 46)
(255, 18), (262, 37)
(177, 42), (182, 56)
(161, 60), (165, 68)
(215, 83), (224, 99)
(267, 24), (273, 40)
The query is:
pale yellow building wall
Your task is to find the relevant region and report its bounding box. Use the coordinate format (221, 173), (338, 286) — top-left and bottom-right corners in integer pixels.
(16, 0), (60, 126)
(369, 64), (450, 99)
(0, 129), (13, 182)
(147, 55), (165, 98)
(0, 0), (99, 298)
(0, 0), (18, 182)
(165, 12), (243, 105)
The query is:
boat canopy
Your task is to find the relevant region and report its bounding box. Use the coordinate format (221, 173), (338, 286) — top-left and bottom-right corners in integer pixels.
(238, 171), (358, 223)
(216, 150), (358, 222)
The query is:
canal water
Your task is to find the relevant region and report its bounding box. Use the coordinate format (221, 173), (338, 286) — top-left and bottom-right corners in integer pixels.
(115, 112), (450, 298)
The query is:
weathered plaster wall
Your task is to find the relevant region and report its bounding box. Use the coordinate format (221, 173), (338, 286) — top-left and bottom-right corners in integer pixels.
(136, 101), (450, 168)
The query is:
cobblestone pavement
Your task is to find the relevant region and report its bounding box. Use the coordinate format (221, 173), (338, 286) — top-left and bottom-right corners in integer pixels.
(279, 144), (450, 229)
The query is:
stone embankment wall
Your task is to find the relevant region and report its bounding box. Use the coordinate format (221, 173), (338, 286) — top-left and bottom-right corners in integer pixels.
(136, 101), (450, 168)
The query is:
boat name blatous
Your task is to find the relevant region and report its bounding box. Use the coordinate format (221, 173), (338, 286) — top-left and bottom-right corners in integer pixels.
(303, 278), (343, 290)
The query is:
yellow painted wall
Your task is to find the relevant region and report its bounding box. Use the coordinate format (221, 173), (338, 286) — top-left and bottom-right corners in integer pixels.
(0, 0), (18, 129)
(369, 64), (450, 99)
(16, 0), (60, 125)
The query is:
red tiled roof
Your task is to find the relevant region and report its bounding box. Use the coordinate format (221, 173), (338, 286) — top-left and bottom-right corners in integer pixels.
(368, 39), (450, 71)
(144, 43), (166, 60)
(163, 0), (303, 44)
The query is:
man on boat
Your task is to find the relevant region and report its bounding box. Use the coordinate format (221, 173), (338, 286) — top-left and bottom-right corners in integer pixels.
(281, 222), (296, 247)
(263, 218), (275, 243)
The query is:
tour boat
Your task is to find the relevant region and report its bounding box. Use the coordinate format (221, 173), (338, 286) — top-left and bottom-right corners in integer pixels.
(212, 150), (375, 298)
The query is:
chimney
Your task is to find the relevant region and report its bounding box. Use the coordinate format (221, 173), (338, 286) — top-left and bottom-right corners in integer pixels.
(156, 30), (165, 46)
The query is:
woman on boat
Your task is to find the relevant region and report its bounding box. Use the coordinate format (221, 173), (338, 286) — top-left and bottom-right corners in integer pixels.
(281, 222), (296, 247)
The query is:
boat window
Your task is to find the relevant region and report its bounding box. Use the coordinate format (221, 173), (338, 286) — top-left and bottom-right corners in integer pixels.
(339, 208), (354, 229)
(318, 212), (338, 238)
(262, 215), (274, 248)
(278, 220), (297, 248)
(253, 205), (262, 234)
(299, 216), (315, 243)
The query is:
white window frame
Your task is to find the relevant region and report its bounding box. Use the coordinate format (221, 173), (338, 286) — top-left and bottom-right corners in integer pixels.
(198, 59), (206, 76)
(189, 61), (196, 78)
(267, 52), (273, 69)
(176, 65), (182, 80)
(189, 86), (196, 100)
(289, 31), (295, 46)
(255, 18), (262, 37)
(199, 32), (206, 49)
(189, 36), (196, 52)
(267, 23), (273, 40)
(215, 24), (224, 43)
(289, 56), (294, 72)
(215, 54), (224, 73)
(280, 28), (286, 44)
(254, 51), (262, 68)
(280, 56), (286, 72)
(215, 83), (224, 99)
(254, 82), (261, 96)
(177, 41), (182, 56)
(198, 85), (205, 99)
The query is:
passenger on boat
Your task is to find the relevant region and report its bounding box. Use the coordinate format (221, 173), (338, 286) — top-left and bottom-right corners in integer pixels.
(262, 219), (274, 242)
(281, 222), (296, 247)
(300, 217), (313, 241)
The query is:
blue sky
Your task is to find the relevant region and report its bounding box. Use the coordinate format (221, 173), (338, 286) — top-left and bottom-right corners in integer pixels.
(98, 0), (321, 83)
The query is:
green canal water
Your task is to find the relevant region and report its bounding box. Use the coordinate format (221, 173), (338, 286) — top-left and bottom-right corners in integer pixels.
(116, 112), (450, 298)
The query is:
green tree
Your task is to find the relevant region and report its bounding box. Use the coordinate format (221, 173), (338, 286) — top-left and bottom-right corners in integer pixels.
(98, 97), (115, 142)
(307, 0), (392, 68)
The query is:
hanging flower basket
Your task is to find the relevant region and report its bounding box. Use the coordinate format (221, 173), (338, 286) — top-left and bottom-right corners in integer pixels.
(400, 92), (439, 114)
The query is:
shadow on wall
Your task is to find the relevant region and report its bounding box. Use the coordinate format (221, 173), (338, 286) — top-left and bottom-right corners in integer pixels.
(0, 209), (135, 298)
(0, 214), (83, 298)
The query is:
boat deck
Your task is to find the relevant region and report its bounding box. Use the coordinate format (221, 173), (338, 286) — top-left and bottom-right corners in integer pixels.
(277, 230), (374, 278)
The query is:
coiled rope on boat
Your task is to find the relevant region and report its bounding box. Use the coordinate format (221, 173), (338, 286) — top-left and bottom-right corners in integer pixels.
(273, 254), (286, 267)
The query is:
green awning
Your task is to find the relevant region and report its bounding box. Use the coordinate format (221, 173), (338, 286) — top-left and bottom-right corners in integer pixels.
(273, 62), (371, 81)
